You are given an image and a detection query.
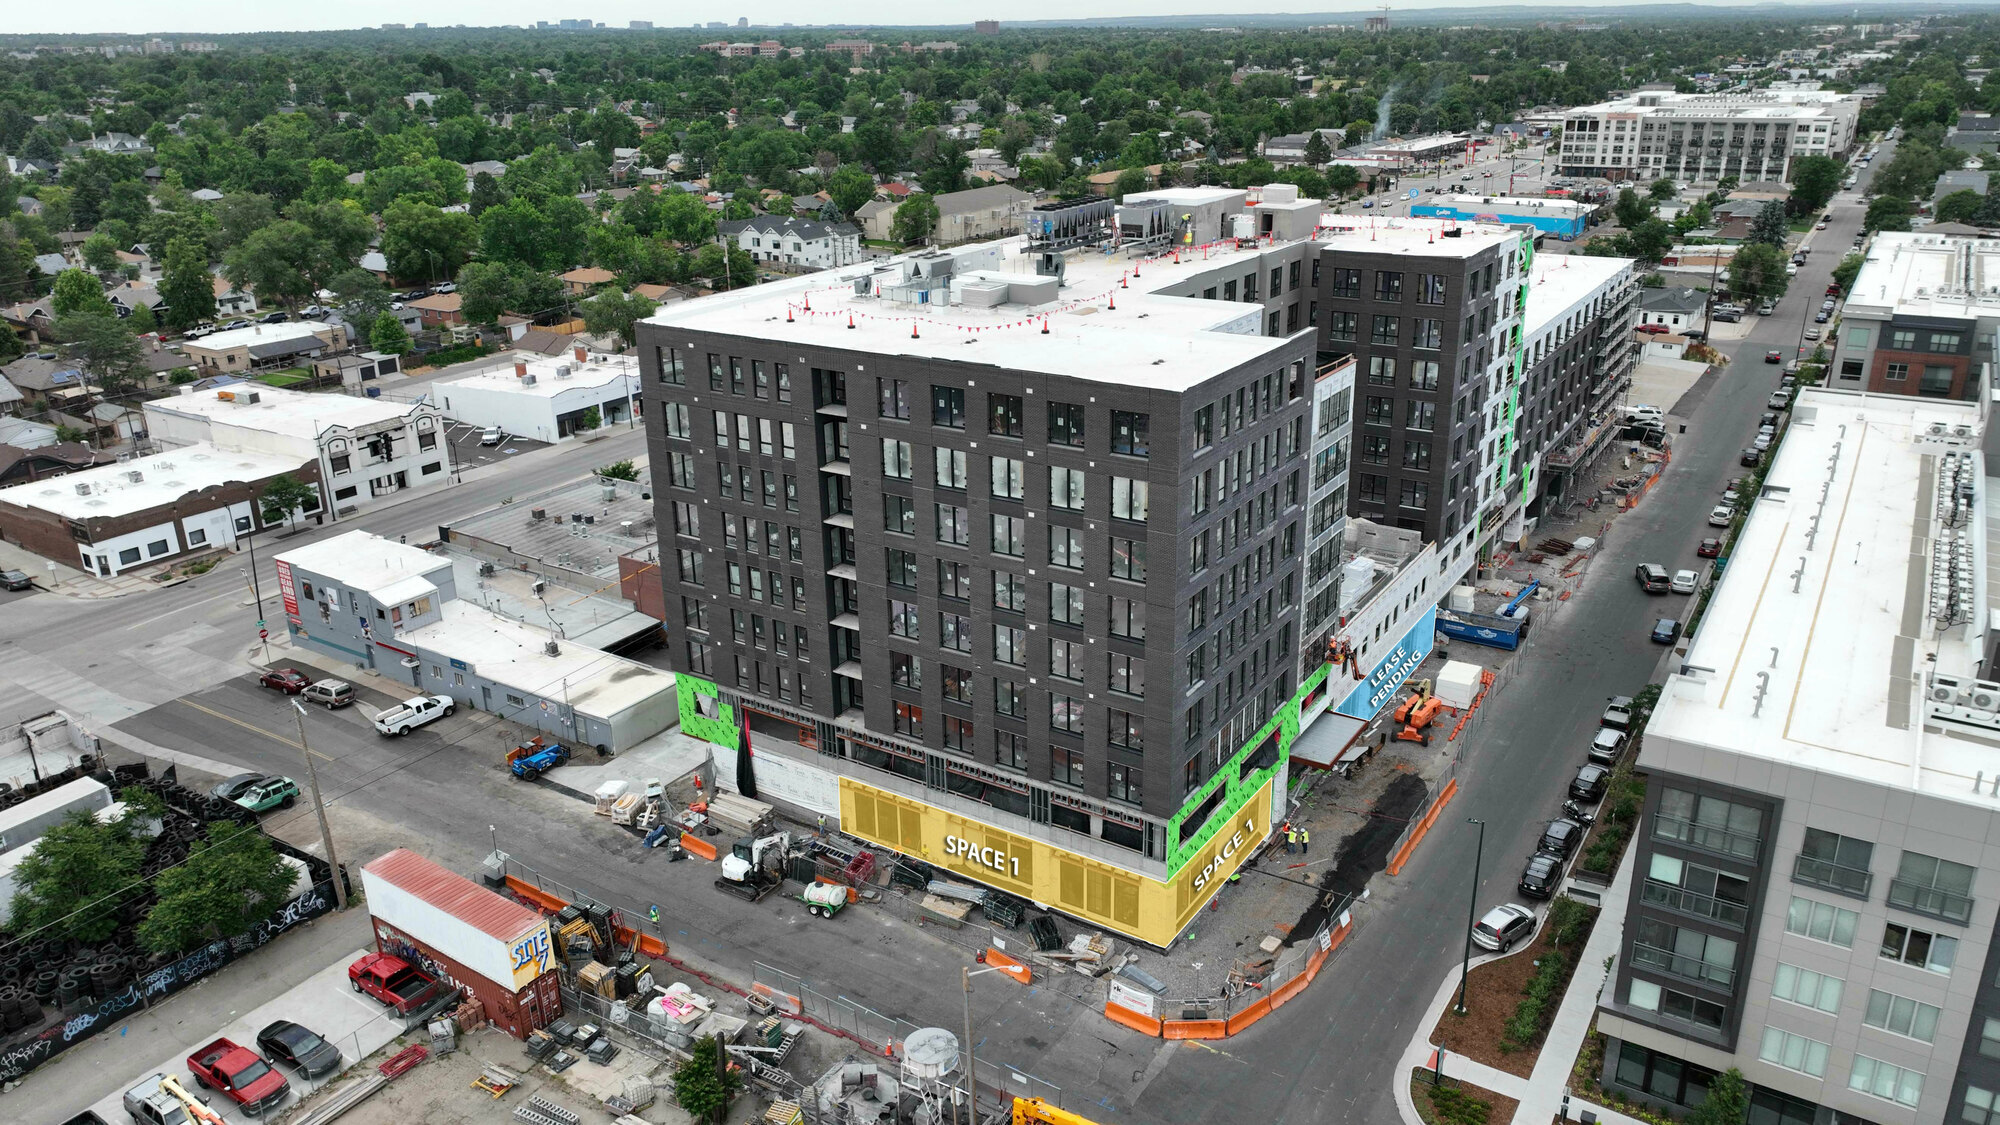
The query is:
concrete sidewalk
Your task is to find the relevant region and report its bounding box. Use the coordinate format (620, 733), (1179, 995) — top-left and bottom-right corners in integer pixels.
(10, 908), (380, 1122)
(1393, 839), (1639, 1125)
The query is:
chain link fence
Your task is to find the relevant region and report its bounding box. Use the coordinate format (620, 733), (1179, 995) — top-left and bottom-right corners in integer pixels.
(1139, 907), (1349, 1021)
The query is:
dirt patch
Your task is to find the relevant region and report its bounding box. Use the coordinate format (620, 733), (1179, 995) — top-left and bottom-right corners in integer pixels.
(1428, 903), (1597, 1078)
(1283, 770), (1427, 945)
(1408, 1067), (1521, 1125)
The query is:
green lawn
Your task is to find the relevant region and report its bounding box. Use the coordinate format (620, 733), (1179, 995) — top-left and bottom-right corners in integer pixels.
(1788, 217), (1813, 232)
(254, 369), (311, 387)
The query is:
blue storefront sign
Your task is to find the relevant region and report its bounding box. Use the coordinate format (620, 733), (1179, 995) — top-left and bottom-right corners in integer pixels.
(1332, 607), (1438, 720)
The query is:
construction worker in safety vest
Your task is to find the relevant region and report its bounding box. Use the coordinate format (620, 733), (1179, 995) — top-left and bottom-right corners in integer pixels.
(648, 904), (660, 924)
(1285, 824), (1298, 854)
(1300, 828), (1311, 855)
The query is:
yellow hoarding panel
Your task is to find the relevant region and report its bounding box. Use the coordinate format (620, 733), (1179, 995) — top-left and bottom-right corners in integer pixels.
(838, 776), (1271, 947)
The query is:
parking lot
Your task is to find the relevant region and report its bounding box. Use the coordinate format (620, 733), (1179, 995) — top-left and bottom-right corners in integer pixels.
(442, 421), (551, 472)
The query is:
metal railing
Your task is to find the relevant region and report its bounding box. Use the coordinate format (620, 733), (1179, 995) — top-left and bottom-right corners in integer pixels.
(1790, 855), (1873, 899)
(1641, 880), (1750, 927)
(1886, 879), (1973, 925)
(1650, 816), (1761, 861)
(1630, 943), (1736, 990)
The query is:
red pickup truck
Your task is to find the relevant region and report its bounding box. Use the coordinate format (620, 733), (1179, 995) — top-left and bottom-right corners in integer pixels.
(187, 1037), (290, 1117)
(348, 952), (441, 1014)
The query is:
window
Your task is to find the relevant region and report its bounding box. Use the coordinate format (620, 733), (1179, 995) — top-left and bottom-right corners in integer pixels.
(147, 539), (170, 557)
(1885, 362), (1909, 381)
(1793, 828), (1872, 897)
(988, 392), (1023, 437)
(1412, 318), (1443, 350)
(882, 439), (914, 479)
(1847, 1057), (1923, 1108)
(884, 496), (916, 534)
(1786, 896), (1858, 947)
(188, 528), (207, 546)
(1367, 355), (1396, 385)
(934, 447), (967, 489)
(1417, 273), (1446, 304)
(991, 514), (1025, 556)
(993, 571), (1024, 612)
(1632, 918), (1737, 988)
(1329, 268), (1360, 298)
(995, 729), (1027, 770)
(677, 549), (704, 585)
(940, 611), (972, 653)
(1405, 400), (1435, 431)
(729, 357), (744, 394)
(1967, 1087), (2000, 1125)
(1051, 742), (1084, 785)
(943, 716), (973, 752)
(1049, 466), (1086, 510)
(686, 639), (712, 676)
(991, 456), (1024, 499)
(1110, 411), (1150, 457)
(1929, 332), (1962, 352)
(894, 701), (923, 737)
(937, 558), (972, 599)
(1921, 365), (1956, 395)
(1757, 1028), (1828, 1078)
(1370, 314), (1399, 345)
(886, 548), (918, 589)
(1107, 652), (1144, 698)
(1327, 311), (1358, 342)
(1372, 270), (1403, 300)
(1889, 329), (1917, 349)
(1889, 850), (1975, 923)
(1109, 596), (1144, 640)
(1194, 404), (1214, 450)
(880, 378), (911, 419)
(1110, 536), (1146, 582)
(1105, 762), (1142, 805)
(1360, 434), (1390, 464)
(1402, 442), (1431, 471)
(932, 385), (965, 428)
(1048, 401), (1085, 447)
(994, 625), (1027, 666)
(1653, 788), (1763, 859)
(888, 599), (919, 640)
(891, 651), (923, 688)
(1049, 638), (1084, 680)
(1880, 922), (1956, 973)
(1864, 989), (1940, 1042)
(1050, 697), (1085, 736)
(681, 597), (708, 633)
(1364, 396), (1394, 426)
(657, 346), (686, 385)
(935, 503), (970, 546)
(941, 664), (973, 704)
(117, 547), (141, 565)
(993, 678), (1025, 719)
(1409, 360), (1440, 390)
(1643, 854), (1750, 926)
(1770, 963), (1842, 1013)
(1049, 582), (1085, 626)
(1399, 481), (1429, 510)
(1049, 526), (1084, 569)
(1111, 477), (1148, 521)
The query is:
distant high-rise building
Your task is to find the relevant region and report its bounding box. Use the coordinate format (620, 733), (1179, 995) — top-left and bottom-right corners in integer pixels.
(737, 16), (749, 26)
(974, 20), (1000, 34)
(381, 23), (406, 30)
(630, 20), (653, 28)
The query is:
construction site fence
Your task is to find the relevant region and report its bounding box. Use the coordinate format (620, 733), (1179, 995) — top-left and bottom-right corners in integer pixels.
(1139, 905), (1348, 1023)
(498, 855), (680, 957)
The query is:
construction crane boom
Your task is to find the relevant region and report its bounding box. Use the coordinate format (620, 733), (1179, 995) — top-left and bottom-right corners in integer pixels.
(1013, 1097), (1106, 1125)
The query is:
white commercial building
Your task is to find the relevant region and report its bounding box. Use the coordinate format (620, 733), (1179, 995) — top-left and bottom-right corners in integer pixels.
(145, 384), (451, 516)
(435, 349), (641, 443)
(1558, 90), (1862, 183)
(1598, 389), (2000, 1125)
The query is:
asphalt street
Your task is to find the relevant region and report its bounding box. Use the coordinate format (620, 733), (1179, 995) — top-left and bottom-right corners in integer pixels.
(10, 151), (1891, 1123)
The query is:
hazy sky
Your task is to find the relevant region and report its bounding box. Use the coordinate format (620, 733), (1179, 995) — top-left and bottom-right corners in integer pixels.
(18, 0), (1785, 36)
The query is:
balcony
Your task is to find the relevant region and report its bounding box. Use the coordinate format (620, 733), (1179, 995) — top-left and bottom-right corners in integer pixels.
(1886, 879), (1973, 925)
(1631, 943), (1736, 990)
(816, 401), (848, 417)
(1652, 815), (1760, 861)
(1641, 881), (1749, 927)
(1791, 855), (1872, 900)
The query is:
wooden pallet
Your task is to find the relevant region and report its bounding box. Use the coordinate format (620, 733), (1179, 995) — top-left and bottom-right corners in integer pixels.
(472, 1063), (525, 1098)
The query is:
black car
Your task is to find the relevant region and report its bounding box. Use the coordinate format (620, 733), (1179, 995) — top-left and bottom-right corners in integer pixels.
(1760, 412), (1780, 429)
(1740, 448), (1762, 466)
(62, 1114), (110, 1125)
(1651, 617), (1681, 644)
(1569, 763), (1611, 802)
(1519, 853), (1562, 899)
(257, 1020), (344, 1079)
(0, 569), (32, 591)
(211, 772), (278, 802)
(259, 311), (289, 324)
(1538, 818), (1585, 859)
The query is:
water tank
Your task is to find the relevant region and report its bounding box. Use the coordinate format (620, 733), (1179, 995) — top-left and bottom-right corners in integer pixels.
(900, 1027), (959, 1079)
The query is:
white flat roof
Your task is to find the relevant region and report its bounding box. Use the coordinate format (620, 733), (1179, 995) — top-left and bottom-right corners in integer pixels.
(1843, 230), (2000, 321)
(1648, 390), (1995, 804)
(147, 384), (421, 439)
(646, 234), (1305, 392)
(1121, 187), (1243, 207)
(398, 600), (673, 718)
(187, 321), (335, 353)
(441, 353), (639, 400)
(1434, 194), (1592, 215)
(1524, 253), (1633, 338)
(1311, 217), (1522, 261)
(0, 442), (303, 519)
(274, 530), (450, 597)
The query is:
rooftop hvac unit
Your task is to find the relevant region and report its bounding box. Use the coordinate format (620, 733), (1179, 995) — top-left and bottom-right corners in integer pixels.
(1931, 673), (1970, 703)
(127, 470), (143, 483)
(73, 482), (91, 496)
(522, 373), (537, 385)
(1954, 425), (1973, 437)
(555, 364), (571, 379)
(531, 508), (546, 520)
(543, 641), (561, 657)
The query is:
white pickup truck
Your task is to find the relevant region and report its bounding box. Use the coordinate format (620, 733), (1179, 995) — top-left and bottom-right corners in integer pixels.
(372, 694), (455, 736)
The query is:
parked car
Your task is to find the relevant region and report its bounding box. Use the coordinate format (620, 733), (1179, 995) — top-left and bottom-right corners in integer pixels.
(1671, 569), (1699, 595)
(301, 679), (355, 709)
(221, 319), (250, 330)
(1634, 563), (1672, 593)
(1538, 818), (1585, 859)
(1752, 431), (1773, 452)
(232, 776), (299, 813)
(1471, 903), (1536, 952)
(1588, 728), (1626, 765)
(258, 312), (288, 324)
(1803, 327), (1821, 341)
(257, 668), (312, 694)
(1764, 350), (1783, 364)
(1759, 412), (1780, 429)
(186, 1036), (289, 1117)
(480, 426), (506, 446)
(124, 1073), (209, 1125)
(1650, 617), (1682, 644)
(1826, 283), (1841, 296)
(1757, 300), (1776, 315)
(0, 569), (32, 591)
(211, 772), (280, 802)
(1740, 448), (1762, 467)
(1711, 307), (1741, 322)
(299, 305), (326, 318)
(1518, 853), (1562, 899)
(255, 1020), (344, 1080)
(1814, 310), (1831, 323)
(432, 282), (457, 294)
(1697, 537), (1722, 558)
(1785, 263), (1798, 277)
(1569, 763), (1612, 802)
(1682, 328), (1705, 341)
(1636, 323), (1669, 335)
(348, 953), (441, 1014)
(372, 694), (454, 736)
(1602, 696), (1635, 731)
(1769, 390), (1792, 409)
(1708, 504), (1734, 527)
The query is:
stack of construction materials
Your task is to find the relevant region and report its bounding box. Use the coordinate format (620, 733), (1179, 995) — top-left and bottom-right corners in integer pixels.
(577, 962), (617, 999)
(703, 791), (774, 838)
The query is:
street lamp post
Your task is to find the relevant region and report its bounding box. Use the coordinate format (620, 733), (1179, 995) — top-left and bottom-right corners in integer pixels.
(243, 515), (270, 664)
(962, 964), (1004, 1125)
(291, 701), (348, 911)
(1455, 817), (1486, 1015)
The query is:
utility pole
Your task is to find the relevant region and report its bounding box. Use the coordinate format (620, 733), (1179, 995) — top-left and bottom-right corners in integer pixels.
(243, 512), (270, 664)
(292, 701), (347, 911)
(1455, 817), (1485, 1015)
(962, 967), (977, 1125)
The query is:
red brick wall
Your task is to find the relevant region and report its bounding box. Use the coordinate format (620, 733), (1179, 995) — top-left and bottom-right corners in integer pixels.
(1868, 350), (1972, 398)
(0, 460), (321, 570)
